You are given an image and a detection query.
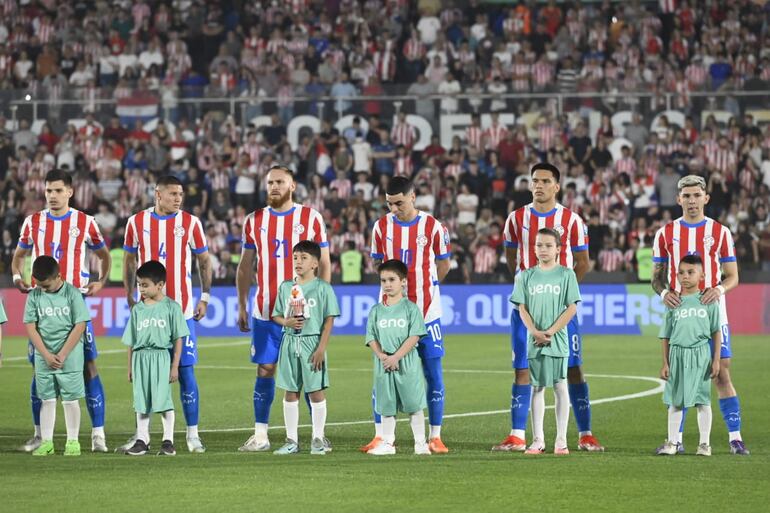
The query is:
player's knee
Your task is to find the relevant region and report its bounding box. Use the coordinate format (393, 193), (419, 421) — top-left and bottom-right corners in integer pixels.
(567, 366), (583, 383)
(258, 364), (276, 378)
(514, 368), (530, 385)
(83, 360), (99, 380)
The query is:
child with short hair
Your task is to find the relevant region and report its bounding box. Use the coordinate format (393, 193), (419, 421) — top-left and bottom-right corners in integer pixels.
(122, 260), (189, 456)
(23, 256), (91, 456)
(272, 241), (340, 455)
(365, 259), (430, 456)
(657, 254), (721, 456)
(510, 228), (581, 455)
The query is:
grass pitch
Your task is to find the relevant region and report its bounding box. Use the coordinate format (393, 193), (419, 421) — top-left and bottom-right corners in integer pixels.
(0, 333), (767, 512)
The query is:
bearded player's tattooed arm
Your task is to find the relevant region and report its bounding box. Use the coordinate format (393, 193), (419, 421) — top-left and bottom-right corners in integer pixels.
(651, 262), (668, 296)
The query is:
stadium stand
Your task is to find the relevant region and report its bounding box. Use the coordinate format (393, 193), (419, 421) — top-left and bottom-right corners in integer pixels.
(1, 0), (770, 283)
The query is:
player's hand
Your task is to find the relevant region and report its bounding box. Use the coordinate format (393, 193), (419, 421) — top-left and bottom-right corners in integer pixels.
(710, 359), (720, 380)
(383, 355), (400, 372)
(662, 290), (681, 308)
(237, 308), (251, 332)
(660, 363), (670, 381)
(85, 281), (104, 297)
(310, 350), (325, 371)
(14, 277), (33, 293)
(127, 295), (137, 309)
(700, 287), (721, 305)
(169, 366), (179, 383)
(193, 300), (208, 321)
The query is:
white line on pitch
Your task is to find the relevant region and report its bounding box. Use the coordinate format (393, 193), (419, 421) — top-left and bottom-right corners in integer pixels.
(0, 374), (662, 438)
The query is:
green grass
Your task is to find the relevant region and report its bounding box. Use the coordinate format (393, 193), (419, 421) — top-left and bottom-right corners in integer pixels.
(0, 334), (768, 512)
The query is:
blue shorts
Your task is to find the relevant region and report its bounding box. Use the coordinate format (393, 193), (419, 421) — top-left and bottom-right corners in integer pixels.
(417, 318), (444, 360)
(711, 323), (732, 359)
(179, 318), (198, 367)
(251, 318), (284, 364)
(28, 320), (98, 365)
(510, 311), (582, 369)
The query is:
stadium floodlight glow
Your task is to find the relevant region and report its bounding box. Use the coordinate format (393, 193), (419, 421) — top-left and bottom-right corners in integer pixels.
(24, 94), (31, 101)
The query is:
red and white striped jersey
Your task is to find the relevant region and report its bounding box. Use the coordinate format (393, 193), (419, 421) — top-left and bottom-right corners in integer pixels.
(242, 204), (328, 320)
(391, 122), (416, 148)
(653, 217), (736, 292)
(685, 64), (707, 87)
(474, 245), (498, 274)
(614, 156), (637, 177)
(538, 123), (560, 152)
(370, 212), (451, 323)
(598, 248), (625, 272)
(124, 208), (208, 319)
(19, 208), (106, 291)
(394, 155), (413, 177)
(465, 125), (484, 152)
(503, 203), (589, 272)
(484, 124), (509, 151)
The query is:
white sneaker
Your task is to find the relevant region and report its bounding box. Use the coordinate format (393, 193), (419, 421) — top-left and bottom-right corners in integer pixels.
(115, 435), (137, 454)
(414, 442), (431, 455)
(20, 435), (42, 452)
(367, 440), (396, 456)
(656, 440), (679, 456)
(238, 434), (271, 452)
(186, 436), (206, 453)
(91, 434), (108, 453)
(696, 443), (712, 456)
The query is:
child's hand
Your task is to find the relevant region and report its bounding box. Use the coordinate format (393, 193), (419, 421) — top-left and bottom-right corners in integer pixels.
(660, 363), (669, 380)
(43, 352), (61, 369)
(383, 355), (400, 372)
(284, 316), (305, 330)
(170, 366), (179, 383)
(532, 331), (551, 346)
(710, 359), (720, 380)
(310, 349), (325, 371)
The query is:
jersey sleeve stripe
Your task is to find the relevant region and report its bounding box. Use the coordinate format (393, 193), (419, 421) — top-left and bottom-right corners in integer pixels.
(572, 244), (588, 252)
(652, 256), (667, 262)
(435, 252), (452, 260)
(87, 241), (105, 250)
(191, 245), (208, 254)
(18, 241), (33, 249)
(318, 241), (329, 248)
(243, 243), (256, 250)
(504, 241), (518, 248)
(719, 256), (737, 262)
(123, 245), (138, 253)
(371, 252), (384, 259)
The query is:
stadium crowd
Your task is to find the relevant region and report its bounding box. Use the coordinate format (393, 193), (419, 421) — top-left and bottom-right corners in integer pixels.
(1, 0), (770, 283)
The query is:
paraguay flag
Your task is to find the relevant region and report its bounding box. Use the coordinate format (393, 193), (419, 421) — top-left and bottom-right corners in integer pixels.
(116, 96), (159, 125)
(316, 142), (335, 183)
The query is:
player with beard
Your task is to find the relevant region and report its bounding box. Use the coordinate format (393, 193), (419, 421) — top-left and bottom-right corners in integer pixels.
(236, 165), (331, 452)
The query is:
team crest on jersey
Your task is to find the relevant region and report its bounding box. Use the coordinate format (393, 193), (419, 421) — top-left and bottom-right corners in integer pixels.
(174, 226), (186, 238)
(703, 236), (715, 249)
(293, 224), (306, 235)
(416, 234), (429, 247)
(443, 229), (450, 245)
(553, 226), (565, 237)
(69, 227), (80, 238)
